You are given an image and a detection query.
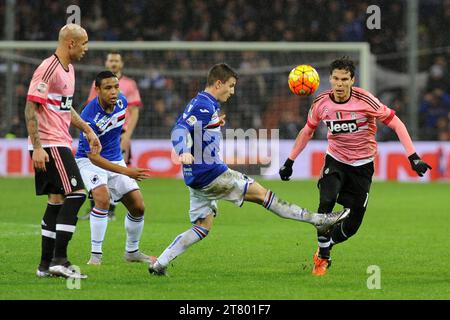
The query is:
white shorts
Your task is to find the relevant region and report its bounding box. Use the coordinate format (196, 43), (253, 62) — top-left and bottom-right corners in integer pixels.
(75, 157), (139, 202)
(188, 169), (254, 223)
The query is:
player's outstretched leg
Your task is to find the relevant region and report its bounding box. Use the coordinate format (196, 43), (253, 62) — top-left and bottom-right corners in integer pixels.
(149, 215), (212, 276)
(121, 190), (150, 262)
(244, 182), (349, 232)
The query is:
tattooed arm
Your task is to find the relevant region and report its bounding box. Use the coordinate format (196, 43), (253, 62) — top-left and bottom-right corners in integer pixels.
(24, 101), (49, 171)
(70, 108), (102, 154)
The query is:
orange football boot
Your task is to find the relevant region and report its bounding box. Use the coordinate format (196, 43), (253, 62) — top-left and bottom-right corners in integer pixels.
(312, 249), (331, 276)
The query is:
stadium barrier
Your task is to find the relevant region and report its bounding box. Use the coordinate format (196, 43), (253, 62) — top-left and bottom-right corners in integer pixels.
(0, 139), (450, 182)
(0, 139), (448, 181)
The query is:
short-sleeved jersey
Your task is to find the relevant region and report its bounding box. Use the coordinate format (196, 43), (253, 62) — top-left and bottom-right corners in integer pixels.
(87, 75), (141, 130)
(75, 93), (128, 161)
(27, 54), (75, 149)
(172, 91), (228, 189)
(307, 86), (396, 165)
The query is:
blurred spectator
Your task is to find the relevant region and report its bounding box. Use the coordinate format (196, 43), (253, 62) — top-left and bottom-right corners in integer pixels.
(279, 110), (303, 139)
(427, 56), (450, 92)
(339, 10), (365, 42)
(3, 0), (445, 52)
(419, 89), (450, 139)
(436, 116), (450, 141)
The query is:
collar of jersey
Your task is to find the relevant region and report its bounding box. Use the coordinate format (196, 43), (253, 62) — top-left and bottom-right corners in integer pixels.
(53, 53), (70, 73)
(198, 91), (219, 106)
(329, 88), (353, 104)
(95, 96), (116, 115)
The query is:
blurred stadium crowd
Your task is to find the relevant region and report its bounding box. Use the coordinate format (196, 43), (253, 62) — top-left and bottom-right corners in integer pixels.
(1, 0), (449, 140)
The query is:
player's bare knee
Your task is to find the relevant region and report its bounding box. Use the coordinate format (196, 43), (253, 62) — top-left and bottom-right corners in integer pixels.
(95, 198), (110, 210)
(48, 194), (64, 205)
(90, 186), (110, 209)
(245, 182), (267, 205)
(195, 214), (213, 232)
(129, 203), (145, 218)
(93, 194), (110, 210)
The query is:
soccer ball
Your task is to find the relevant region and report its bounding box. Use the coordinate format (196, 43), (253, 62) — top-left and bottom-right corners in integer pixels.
(288, 65), (320, 96)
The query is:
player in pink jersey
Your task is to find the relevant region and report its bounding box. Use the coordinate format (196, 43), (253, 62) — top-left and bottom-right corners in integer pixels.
(81, 52), (142, 221)
(24, 24), (101, 279)
(279, 57), (432, 276)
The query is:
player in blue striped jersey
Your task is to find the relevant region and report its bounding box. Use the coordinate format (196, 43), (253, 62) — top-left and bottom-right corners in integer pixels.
(172, 88), (228, 189)
(148, 63), (350, 276)
(75, 71), (151, 265)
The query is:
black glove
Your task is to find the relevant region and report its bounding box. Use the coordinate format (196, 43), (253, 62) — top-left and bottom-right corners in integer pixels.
(408, 153), (432, 177)
(279, 158), (294, 181)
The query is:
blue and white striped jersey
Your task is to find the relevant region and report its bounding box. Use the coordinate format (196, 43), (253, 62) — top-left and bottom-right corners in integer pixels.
(76, 93), (127, 161)
(172, 91), (228, 189)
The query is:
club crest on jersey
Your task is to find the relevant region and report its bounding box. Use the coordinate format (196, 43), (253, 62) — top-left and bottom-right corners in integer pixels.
(326, 119), (358, 134)
(117, 99), (124, 109)
(70, 177), (78, 187)
(37, 82), (48, 94)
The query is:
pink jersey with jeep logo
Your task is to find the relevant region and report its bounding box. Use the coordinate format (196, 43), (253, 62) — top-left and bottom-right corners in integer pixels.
(307, 86), (396, 165)
(27, 54), (75, 149)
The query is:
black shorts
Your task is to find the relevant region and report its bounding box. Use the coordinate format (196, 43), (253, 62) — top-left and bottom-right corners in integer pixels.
(30, 146), (85, 196)
(318, 154), (374, 209)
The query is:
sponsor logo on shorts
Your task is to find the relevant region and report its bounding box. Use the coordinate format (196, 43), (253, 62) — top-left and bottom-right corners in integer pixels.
(91, 175), (99, 185)
(71, 177), (78, 187)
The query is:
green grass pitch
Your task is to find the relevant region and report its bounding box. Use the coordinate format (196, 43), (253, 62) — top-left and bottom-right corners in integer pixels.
(0, 177), (449, 300)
